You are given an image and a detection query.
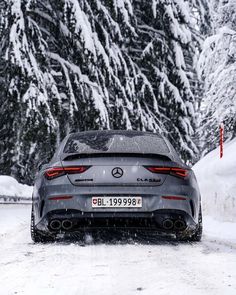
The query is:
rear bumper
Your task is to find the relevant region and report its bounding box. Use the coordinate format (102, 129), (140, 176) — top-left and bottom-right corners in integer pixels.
(35, 208), (198, 237)
(35, 192), (198, 221)
(33, 178), (201, 238)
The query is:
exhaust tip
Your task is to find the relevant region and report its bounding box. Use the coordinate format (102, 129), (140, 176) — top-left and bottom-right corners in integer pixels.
(162, 219), (174, 230)
(62, 219), (73, 230)
(49, 219), (61, 230)
(174, 220), (186, 230)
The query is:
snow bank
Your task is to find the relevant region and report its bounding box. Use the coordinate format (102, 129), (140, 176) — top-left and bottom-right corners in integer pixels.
(193, 139), (236, 222)
(0, 176), (33, 199)
(204, 216), (236, 244)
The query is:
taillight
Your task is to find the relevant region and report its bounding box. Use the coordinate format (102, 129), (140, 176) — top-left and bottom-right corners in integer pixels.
(145, 166), (188, 178)
(44, 166), (90, 180)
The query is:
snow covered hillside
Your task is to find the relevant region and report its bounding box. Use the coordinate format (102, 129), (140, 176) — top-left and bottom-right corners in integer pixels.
(0, 175), (32, 201)
(193, 139), (236, 222)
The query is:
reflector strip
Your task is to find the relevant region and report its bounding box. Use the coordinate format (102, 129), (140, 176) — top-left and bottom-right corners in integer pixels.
(48, 195), (73, 201)
(162, 196), (186, 201)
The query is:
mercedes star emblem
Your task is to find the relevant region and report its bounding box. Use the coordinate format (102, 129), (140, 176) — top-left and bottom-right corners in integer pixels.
(112, 167), (124, 178)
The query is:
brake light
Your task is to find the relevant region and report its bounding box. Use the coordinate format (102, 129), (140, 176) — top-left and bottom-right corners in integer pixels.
(44, 166), (90, 180)
(145, 166), (188, 178)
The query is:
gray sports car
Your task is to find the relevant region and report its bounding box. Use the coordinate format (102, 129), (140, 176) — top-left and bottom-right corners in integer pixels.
(31, 130), (202, 242)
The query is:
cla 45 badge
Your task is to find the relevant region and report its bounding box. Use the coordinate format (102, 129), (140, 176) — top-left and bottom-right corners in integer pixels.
(137, 178), (161, 183)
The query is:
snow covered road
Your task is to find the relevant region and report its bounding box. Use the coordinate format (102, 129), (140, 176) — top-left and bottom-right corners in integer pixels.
(0, 205), (236, 295)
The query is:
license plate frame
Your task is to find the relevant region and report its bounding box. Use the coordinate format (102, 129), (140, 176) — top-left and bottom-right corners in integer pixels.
(91, 196), (142, 208)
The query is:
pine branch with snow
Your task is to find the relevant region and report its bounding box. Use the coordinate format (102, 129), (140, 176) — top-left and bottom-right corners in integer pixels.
(198, 0), (236, 155)
(0, 0), (207, 183)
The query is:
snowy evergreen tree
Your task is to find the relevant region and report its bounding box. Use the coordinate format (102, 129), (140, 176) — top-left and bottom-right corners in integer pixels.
(0, 0), (207, 184)
(198, 0), (236, 155)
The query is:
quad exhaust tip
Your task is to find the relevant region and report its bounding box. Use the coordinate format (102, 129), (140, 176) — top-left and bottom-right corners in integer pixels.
(162, 219), (186, 230)
(174, 220), (186, 230)
(162, 219), (174, 230)
(50, 219), (61, 230)
(61, 219), (73, 230)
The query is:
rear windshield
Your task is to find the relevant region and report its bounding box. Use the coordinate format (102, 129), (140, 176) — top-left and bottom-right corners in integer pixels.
(63, 131), (170, 155)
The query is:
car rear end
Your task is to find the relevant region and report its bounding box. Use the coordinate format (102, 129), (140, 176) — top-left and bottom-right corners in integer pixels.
(33, 131), (201, 239)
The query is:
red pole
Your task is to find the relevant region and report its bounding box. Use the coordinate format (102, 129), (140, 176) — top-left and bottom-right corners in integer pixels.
(220, 123), (224, 158)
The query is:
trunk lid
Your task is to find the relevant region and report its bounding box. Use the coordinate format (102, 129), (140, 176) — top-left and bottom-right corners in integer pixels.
(61, 155), (168, 186)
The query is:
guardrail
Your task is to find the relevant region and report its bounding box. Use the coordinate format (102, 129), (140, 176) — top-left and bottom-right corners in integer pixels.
(0, 195), (32, 204)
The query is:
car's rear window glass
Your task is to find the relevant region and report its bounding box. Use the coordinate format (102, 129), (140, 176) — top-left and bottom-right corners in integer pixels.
(63, 131), (170, 155)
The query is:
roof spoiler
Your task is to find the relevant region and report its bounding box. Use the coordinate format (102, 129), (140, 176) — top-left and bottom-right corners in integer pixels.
(62, 153), (173, 162)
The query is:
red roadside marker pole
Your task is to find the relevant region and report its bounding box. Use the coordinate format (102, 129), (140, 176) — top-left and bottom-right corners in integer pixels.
(220, 123), (224, 158)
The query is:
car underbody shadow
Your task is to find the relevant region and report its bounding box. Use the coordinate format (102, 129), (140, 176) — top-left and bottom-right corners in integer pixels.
(47, 230), (197, 246)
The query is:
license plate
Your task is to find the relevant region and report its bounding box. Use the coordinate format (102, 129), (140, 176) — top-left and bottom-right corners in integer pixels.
(92, 196), (142, 208)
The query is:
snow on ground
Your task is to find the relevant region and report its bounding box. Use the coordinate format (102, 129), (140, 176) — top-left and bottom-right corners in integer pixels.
(0, 204), (236, 295)
(193, 138), (236, 222)
(0, 175), (33, 198)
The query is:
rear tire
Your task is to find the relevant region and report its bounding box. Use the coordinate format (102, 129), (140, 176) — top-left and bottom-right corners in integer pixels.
(31, 207), (54, 243)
